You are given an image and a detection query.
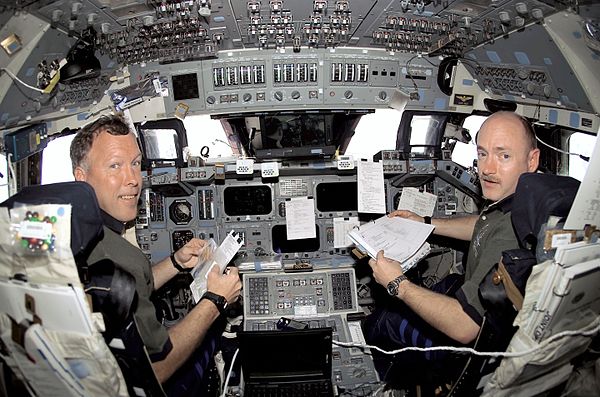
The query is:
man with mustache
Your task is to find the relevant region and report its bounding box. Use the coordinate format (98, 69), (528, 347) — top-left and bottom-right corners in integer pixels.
(364, 111), (540, 376)
(70, 114), (242, 395)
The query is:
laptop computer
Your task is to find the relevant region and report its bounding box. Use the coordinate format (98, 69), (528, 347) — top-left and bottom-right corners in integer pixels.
(238, 327), (334, 397)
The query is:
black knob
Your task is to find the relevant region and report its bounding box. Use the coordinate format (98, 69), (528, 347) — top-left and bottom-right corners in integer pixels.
(207, 96), (216, 104)
(274, 91), (284, 101)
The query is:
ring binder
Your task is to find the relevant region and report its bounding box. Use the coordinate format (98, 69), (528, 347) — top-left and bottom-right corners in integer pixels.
(347, 215), (435, 272)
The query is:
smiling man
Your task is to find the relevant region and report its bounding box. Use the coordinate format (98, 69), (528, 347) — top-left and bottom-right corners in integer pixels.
(71, 114), (241, 395)
(363, 111), (540, 379)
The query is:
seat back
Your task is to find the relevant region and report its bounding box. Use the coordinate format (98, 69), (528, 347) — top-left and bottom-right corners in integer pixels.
(0, 200), (129, 396)
(481, 241), (600, 396)
(0, 182), (165, 396)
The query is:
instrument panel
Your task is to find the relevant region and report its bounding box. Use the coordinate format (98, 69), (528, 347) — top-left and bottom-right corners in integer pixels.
(135, 158), (480, 267)
(1, 1), (599, 133)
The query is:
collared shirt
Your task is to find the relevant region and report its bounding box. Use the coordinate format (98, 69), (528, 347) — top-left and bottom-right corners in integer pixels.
(455, 195), (518, 325)
(100, 210), (126, 235)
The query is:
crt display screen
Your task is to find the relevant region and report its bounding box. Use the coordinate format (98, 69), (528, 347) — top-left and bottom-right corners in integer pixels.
(272, 224), (320, 253)
(223, 186), (272, 216)
(316, 182), (358, 212)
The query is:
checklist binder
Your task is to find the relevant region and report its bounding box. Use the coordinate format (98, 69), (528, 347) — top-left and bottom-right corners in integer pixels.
(348, 215), (435, 272)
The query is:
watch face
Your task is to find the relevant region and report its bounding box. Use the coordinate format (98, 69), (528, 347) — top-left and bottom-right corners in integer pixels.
(387, 282), (398, 296)
(217, 296), (227, 310)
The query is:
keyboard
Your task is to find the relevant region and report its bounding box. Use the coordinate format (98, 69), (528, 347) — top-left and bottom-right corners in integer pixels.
(245, 380), (333, 397)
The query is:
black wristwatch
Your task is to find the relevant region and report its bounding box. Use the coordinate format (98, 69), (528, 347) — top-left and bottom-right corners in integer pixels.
(170, 253), (191, 273)
(386, 275), (409, 297)
(201, 291), (228, 315)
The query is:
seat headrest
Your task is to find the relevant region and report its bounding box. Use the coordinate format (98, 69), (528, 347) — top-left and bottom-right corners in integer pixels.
(511, 173), (580, 249)
(0, 182), (103, 258)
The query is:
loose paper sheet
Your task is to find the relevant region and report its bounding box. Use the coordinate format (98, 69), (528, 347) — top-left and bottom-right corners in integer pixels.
(397, 187), (437, 217)
(333, 217), (360, 248)
(357, 160), (386, 214)
(285, 197), (316, 240)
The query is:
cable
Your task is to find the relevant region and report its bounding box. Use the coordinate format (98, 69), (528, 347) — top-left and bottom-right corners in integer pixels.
(333, 319), (600, 359)
(1, 67), (46, 94)
(405, 55), (420, 93)
(535, 135), (590, 162)
(457, 57), (483, 70)
(422, 57), (439, 68)
(220, 348), (239, 397)
(213, 138), (233, 149)
(7, 153), (17, 197)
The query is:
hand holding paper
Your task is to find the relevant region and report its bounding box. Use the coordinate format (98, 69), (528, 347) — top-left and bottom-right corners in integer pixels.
(348, 215), (435, 272)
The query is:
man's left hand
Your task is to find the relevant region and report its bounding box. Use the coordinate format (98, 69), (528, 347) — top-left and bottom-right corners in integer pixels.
(368, 250), (404, 287)
(173, 238), (209, 270)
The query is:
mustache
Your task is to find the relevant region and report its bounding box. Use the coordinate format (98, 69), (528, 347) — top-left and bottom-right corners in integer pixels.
(481, 176), (500, 184)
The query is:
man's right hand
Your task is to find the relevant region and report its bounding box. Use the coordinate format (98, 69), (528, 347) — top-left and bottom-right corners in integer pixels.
(388, 209), (424, 223)
(206, 265), (242, 304)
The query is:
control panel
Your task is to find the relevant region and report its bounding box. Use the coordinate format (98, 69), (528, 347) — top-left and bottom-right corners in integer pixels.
(0, 1), (595, 129)
(242, 268), (379, 396)
(244, 269), (357, 318)
(135, 158), (480, 268)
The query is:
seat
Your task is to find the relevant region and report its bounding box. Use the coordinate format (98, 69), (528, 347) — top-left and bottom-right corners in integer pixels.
(0, 182), (164, 396)
(446, 172), (589, 396)
(482, 237), (600, 395)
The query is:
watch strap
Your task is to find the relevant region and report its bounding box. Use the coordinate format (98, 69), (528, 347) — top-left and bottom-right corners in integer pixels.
(201, 291), (227, 314)
(423, 216), (432, 225)
(387, 274), (408, 296)
(170, 253), (191, 273)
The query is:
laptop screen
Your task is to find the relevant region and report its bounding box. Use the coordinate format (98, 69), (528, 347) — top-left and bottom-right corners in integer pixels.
(238, 328), (333, 381)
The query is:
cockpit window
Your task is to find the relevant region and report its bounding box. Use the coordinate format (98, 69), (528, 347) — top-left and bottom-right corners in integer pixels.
(451, 115), (487, 168)
(569, 132), (595, 181)
(183, 115), (234, 160)
(41, 135), (76, 185)
(344, 109), (402, 160)
(409, 115), (440, 154)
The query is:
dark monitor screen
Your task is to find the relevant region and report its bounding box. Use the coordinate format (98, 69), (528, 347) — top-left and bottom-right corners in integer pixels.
(316, 182), (358, 212)
(272, 224), (320, 253)
(239, 328), (332, 380)
(223, 185), (272, 216)
(172, 73), (200, 101)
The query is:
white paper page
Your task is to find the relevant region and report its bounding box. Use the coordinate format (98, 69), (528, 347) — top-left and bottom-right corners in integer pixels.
(357, 160), (386, 214)
(333, 217), (360, 248)
(190, 231), (243, 303)
(349, 216), (435, 263)
(397, 187), (437, 217)
(285, 197), (317, 240)
(565, 133), (600, 229)
(213, 232), (243, 267)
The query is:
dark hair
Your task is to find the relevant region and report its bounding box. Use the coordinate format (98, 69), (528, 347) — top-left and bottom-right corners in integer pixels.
(70, 114), (132, 172)
(476, 111), (537, 151)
